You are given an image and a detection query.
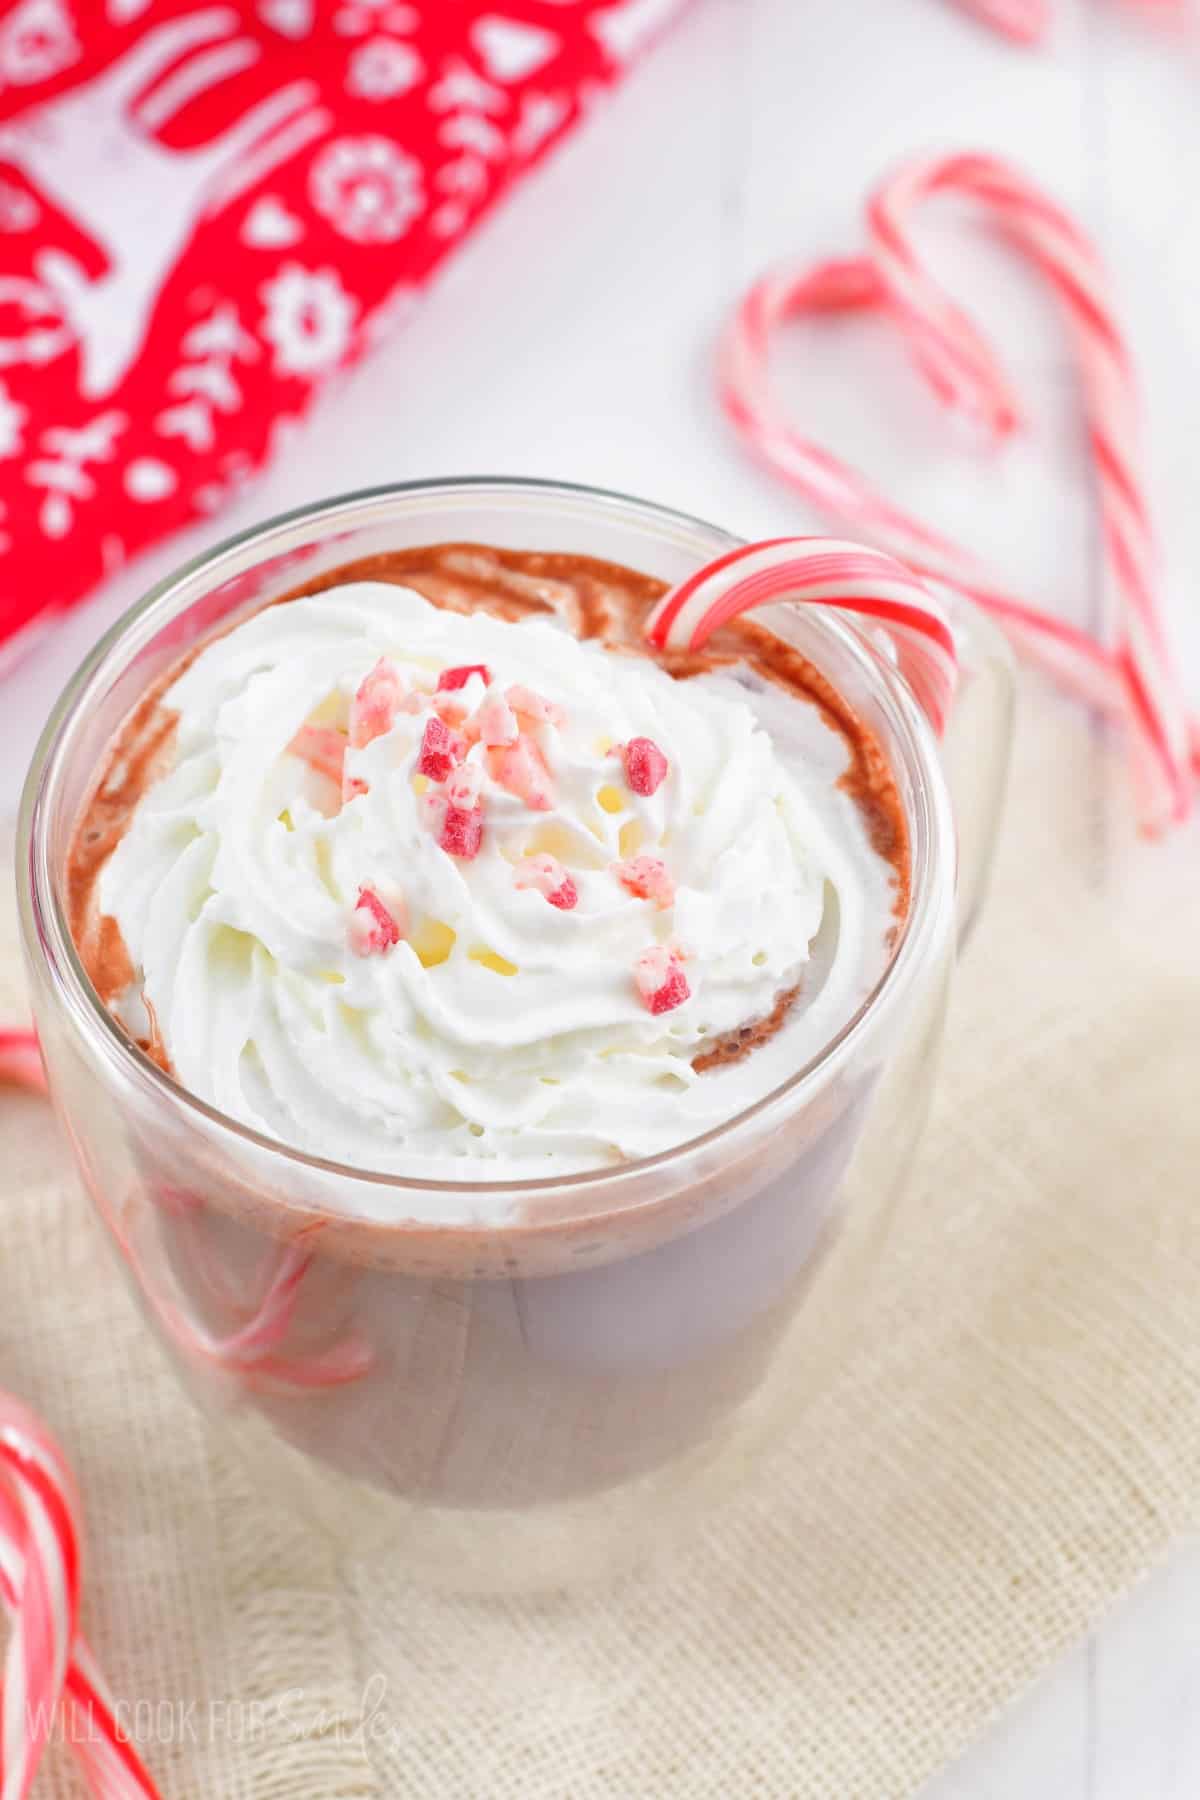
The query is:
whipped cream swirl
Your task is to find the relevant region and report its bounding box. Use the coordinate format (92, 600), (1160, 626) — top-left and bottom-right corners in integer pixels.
(99, 583), (889, 1184)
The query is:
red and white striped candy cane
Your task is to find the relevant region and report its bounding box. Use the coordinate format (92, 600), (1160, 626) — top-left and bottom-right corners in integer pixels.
(720, 259), (1176, 764)
(117, 1210), (371, 1396)
(645, 537), (959, 736)
(718, 150), (1199, 833)
(949, 0), (1049, 46)
(182, 1241), (373, 1393)
(7, 1058), (368, 1394)
(871, 153), (1194, 826)
(0, 1398), (77, 1800)
(950, 0), (1185, 42)
(0, 1394), (160, 1799)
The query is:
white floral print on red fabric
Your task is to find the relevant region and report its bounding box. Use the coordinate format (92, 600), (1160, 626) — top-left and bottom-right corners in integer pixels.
(309, 136), (425, 243)
(333, 0), (418, 37)
(427, 58), (506, 114)
(258, 0), (314, 36)
(470, 17), (559, 84)
(123, 456), (176, 502)
(241, 195), (305, 249)
(0, 275), (73, 371)
(0, 382), (28, 459)
(511, 90), (569, 156)
(0, 180), (40, 232)
(259, 264), (358, 376)
(0, 0), (80, 88)
(27, 411), (126, 539)
(157, 303), (260, 450)
(0, 0), (690, 656)
(346, 35), (424, 100)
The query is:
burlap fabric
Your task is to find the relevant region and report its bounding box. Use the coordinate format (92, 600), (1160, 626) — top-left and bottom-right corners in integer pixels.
(3, 673), (1197, 1797)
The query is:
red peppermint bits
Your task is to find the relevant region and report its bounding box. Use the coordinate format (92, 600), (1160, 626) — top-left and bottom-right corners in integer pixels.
(350, 658), (404, 749)
(417, 715), (464, 782)
(446, 763), (485, 810)
(349, 884), (406, 957)
(507, 684), (567, 730)
(621, 736), (669, 797)
(474, 688), (519, 747)
(546, 876), (578, 910)
(488, 737), (555, 810)
(613, 855), (675, 909)
(633, 946), (691, 1015)
(514, 853), (579, 911)
(432, 693), (468, 729)
(420, 789), (448, 835)
(437, 663), (491, 692)
(289, 724), (347, 787)
(440, 805), (484, 860)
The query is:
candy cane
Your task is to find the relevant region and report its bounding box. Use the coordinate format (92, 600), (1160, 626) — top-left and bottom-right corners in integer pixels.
(61, 1106), (372, 1398)
(7, 1041), (367, 1390)
(949, 0), (1049, 45)
(717, 151), (1199, 834)
(189, 1244), (373, 1392)
(870, 152), (1195, 824)
(646, 538), (959, 735)
(0, 1394), (160, 1799)
(113, 1202), (371, 1395)
(950, 0), (1184, 41)
(0, 1400), (77, 1800)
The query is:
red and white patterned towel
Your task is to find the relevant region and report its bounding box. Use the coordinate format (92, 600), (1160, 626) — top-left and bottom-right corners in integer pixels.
(0, 0), (682, 662)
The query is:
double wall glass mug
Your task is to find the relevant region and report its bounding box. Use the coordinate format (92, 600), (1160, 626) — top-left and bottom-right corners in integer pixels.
(17, 480), (1013, 1593)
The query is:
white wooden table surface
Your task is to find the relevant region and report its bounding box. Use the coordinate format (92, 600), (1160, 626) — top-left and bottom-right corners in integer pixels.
(4, 1), (1198, 1791)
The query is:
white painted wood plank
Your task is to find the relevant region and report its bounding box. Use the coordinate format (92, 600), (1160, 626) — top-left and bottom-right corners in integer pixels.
(923, 1633), (1092, 1799)
(941, 1546), (1200, 1800)
(1091, 1543), (1200, 1800)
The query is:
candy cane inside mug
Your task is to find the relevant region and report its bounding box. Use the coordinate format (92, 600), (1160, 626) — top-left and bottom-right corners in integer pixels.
(645, 537), (960, 736)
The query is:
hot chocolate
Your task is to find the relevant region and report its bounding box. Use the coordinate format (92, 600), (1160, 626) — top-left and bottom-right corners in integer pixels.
(53, 542), (915, 1549)
(68, 543), (908, 1204)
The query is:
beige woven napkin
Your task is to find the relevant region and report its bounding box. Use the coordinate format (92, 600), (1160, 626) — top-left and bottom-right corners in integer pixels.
(3, 673), (1198, 1798)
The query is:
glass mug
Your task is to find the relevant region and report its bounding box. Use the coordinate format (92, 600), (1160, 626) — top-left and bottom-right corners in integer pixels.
(17, 479), (1013, 1594)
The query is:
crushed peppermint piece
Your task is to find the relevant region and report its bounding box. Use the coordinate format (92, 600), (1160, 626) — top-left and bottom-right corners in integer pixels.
(437, 663), (491, 692)
(507, 684), (567, 730)
(420, 789), (448, 834)
(350, 658), (404, 749)
(621, 736), (669, 796)
(417, 715), (464, 782)
(488, 736), (555, 810)
(432, 693), (468, 729)
(440, 805), (484, 860)
(633, 945), (690, 1015)
(514, 853), (578, 911)
(289, 724), (347, 786)
(349, 884), (405, 956)
(473, 689), (519, 747)
(446, 762), (485, 810)
(613, 854), (675, 908)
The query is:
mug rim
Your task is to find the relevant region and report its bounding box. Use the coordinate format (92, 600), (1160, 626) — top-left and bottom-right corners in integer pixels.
(17, 474), (956, 1206)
